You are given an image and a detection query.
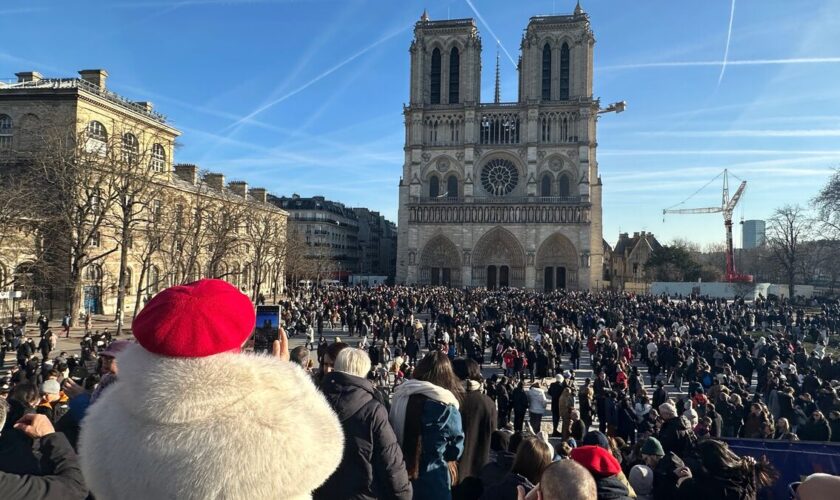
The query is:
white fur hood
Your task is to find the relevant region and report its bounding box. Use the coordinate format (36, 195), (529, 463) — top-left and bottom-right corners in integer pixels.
(79, 344), (343, 500)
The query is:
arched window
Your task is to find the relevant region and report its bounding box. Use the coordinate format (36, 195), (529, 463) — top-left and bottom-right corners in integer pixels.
(429, 175), (440, 198)
(0, 114), (12, 149)
(150, 143), (166, 172)
(147, 265), (160, 293)
(122, 132), (139, 164)
(124, 268), (133, 290)
(85, 120), (108, 155)
(541, 174), (552, 197)
(430, 48), (442, 104)
(447, 175), (458, 198)
(542, 43), (552, 101)
(84, 263), (103, 282)
(560, 43), (570, 100)
(449, 47), (460, 104)
(558, 173), (571, 197)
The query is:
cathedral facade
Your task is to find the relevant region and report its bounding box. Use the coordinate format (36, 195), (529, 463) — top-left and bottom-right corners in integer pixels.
(396, 6), (605, 290)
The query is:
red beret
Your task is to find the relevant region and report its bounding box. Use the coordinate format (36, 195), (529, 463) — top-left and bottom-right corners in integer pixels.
(132, 279), (255, 358)
(570, 445), (622, 477)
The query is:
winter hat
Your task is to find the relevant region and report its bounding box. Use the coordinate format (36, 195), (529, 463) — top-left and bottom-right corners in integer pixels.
(582, 430), (610, 450)
(132, 279), (255, 358)
(41, 379), (61, 395)
(640, 437), (665, 457)
(570, 445), (622, 478)
(659, 402), (678, 419)
(629, 464), (654, 495)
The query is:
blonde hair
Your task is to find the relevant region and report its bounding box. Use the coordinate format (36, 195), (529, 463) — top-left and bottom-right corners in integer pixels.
(334, 348), (372, 378)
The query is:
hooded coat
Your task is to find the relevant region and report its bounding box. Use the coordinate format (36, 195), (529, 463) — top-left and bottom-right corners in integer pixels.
(78, 344), (343, 500)
(313, 371), (412, 500)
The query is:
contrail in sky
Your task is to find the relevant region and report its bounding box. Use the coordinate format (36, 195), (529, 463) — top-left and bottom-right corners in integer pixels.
(223, 25), (409, 131)
(464, 0), (517, 68)
(601, 57), (840, 71)
(718, 0), (736, 86)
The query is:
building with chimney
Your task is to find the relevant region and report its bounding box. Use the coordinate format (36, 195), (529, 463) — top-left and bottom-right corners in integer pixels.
(609, 231), (662, 291)
(396, 5), (605, 290)
(0, 69), (287, 319)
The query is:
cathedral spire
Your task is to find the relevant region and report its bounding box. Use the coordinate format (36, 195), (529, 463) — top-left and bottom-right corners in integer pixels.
(494, 46), (501, 104)
(574, 1), (584, 16)
(420, 9), (429, 22)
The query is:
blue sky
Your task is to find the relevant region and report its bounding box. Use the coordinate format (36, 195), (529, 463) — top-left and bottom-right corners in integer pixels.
(2, 0), (840, 248)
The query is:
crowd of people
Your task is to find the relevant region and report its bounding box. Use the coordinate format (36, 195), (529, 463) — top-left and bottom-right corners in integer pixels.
(0, 282), (838, 499)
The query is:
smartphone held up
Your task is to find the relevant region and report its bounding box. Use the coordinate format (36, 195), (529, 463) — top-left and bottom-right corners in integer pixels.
(252, 305), (281, 353)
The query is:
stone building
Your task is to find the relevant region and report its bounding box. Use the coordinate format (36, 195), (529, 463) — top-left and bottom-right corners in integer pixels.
(610, 231), (662, 291)
(397, 6), (606, 290)
(273, 195), (361, 278)
(353, 207), (397, 281)
(0, 69), (287, 319)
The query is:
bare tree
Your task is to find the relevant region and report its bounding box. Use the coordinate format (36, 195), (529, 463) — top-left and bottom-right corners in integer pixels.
(25, 121), (121, 324)
(767, 205), (813, 299)
(204, 191), (247, 280)
(104, 122), (169, 333)
(813, 168), (840, 238)
(244, 206), (285, 302)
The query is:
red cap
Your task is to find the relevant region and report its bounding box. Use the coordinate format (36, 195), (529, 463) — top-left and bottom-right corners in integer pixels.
(570, 445), (622, 477)
(132, 279), (255, 358)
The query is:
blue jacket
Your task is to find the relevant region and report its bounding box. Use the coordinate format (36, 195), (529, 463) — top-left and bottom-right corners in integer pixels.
(412, 399), (464, 500)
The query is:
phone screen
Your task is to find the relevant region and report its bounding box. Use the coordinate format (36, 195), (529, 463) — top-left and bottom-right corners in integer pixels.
(254, 305), (281, 353)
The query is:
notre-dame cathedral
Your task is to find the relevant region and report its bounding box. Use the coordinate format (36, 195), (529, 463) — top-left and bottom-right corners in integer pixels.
(396, 5), (606, 290)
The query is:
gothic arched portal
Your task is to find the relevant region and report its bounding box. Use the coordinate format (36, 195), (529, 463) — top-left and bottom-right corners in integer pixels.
(536, 232), (579, 291)
(419, 235), (461, 286)
(472, 227), (525, 289)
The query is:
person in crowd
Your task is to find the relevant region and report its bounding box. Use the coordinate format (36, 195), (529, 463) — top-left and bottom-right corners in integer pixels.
(314, 347), (412, 500)
(479, 430), (515, 491)
(0, 402), (88, 499)
(799, 411), (832, 442)
(290, 345), (311, 370)
(676, 439), (777, 500)
(570, 444), (633, 500)
(452, 358), (497, 487)
(390, 351), (465, 500)
(547, 374), (564, 435)
(527, 382), (548, 434)
(629, 464), (654, 500)
(658, 402), (696, 457)
(519, 459), (597, 500)
(639, 436), (686, 500)
(36, 379), (69, 424)
(480, 435), (553, 500)
(569, 408), (587, 441)
(512, 381), (529, 432)
(78, 279), (344, 499)
(796, 473), (840, 500)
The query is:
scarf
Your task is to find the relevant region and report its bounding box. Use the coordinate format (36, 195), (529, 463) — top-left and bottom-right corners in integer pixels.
(389, 379), (459, 445)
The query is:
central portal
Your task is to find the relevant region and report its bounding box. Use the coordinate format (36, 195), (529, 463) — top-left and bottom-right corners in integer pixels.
(486, 265), (510, 289)
(472, 227), (526, 288)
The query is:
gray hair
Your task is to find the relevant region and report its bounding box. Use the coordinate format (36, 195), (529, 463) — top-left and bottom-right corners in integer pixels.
(334, 348), (372, 378)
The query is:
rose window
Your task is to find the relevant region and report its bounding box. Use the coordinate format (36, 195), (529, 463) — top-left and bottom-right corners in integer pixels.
(481, 159), (519, 196)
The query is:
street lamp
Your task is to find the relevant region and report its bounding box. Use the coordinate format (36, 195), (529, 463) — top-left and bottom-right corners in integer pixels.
(598, 101), (627, 114)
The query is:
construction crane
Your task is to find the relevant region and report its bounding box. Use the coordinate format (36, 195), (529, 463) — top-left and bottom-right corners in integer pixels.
(662, 169), (753, 283)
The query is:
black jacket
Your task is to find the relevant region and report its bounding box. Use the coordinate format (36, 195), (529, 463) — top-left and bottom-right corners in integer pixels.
(594, 475), (633, 500)
(0, 428), (40, 475)
(0, 433), (88, 500)
(313, 371), (412, 500)
(659, 416), (695, 457)
(479, 472), (533, 500)
(459, 387), (497, 479)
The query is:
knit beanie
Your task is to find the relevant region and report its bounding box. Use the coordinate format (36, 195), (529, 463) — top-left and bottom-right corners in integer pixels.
(659, 402), (678, 419)
(640, 437), (665, 457)
(630, 464), (654, 495)
(582, 430), (610, 450)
